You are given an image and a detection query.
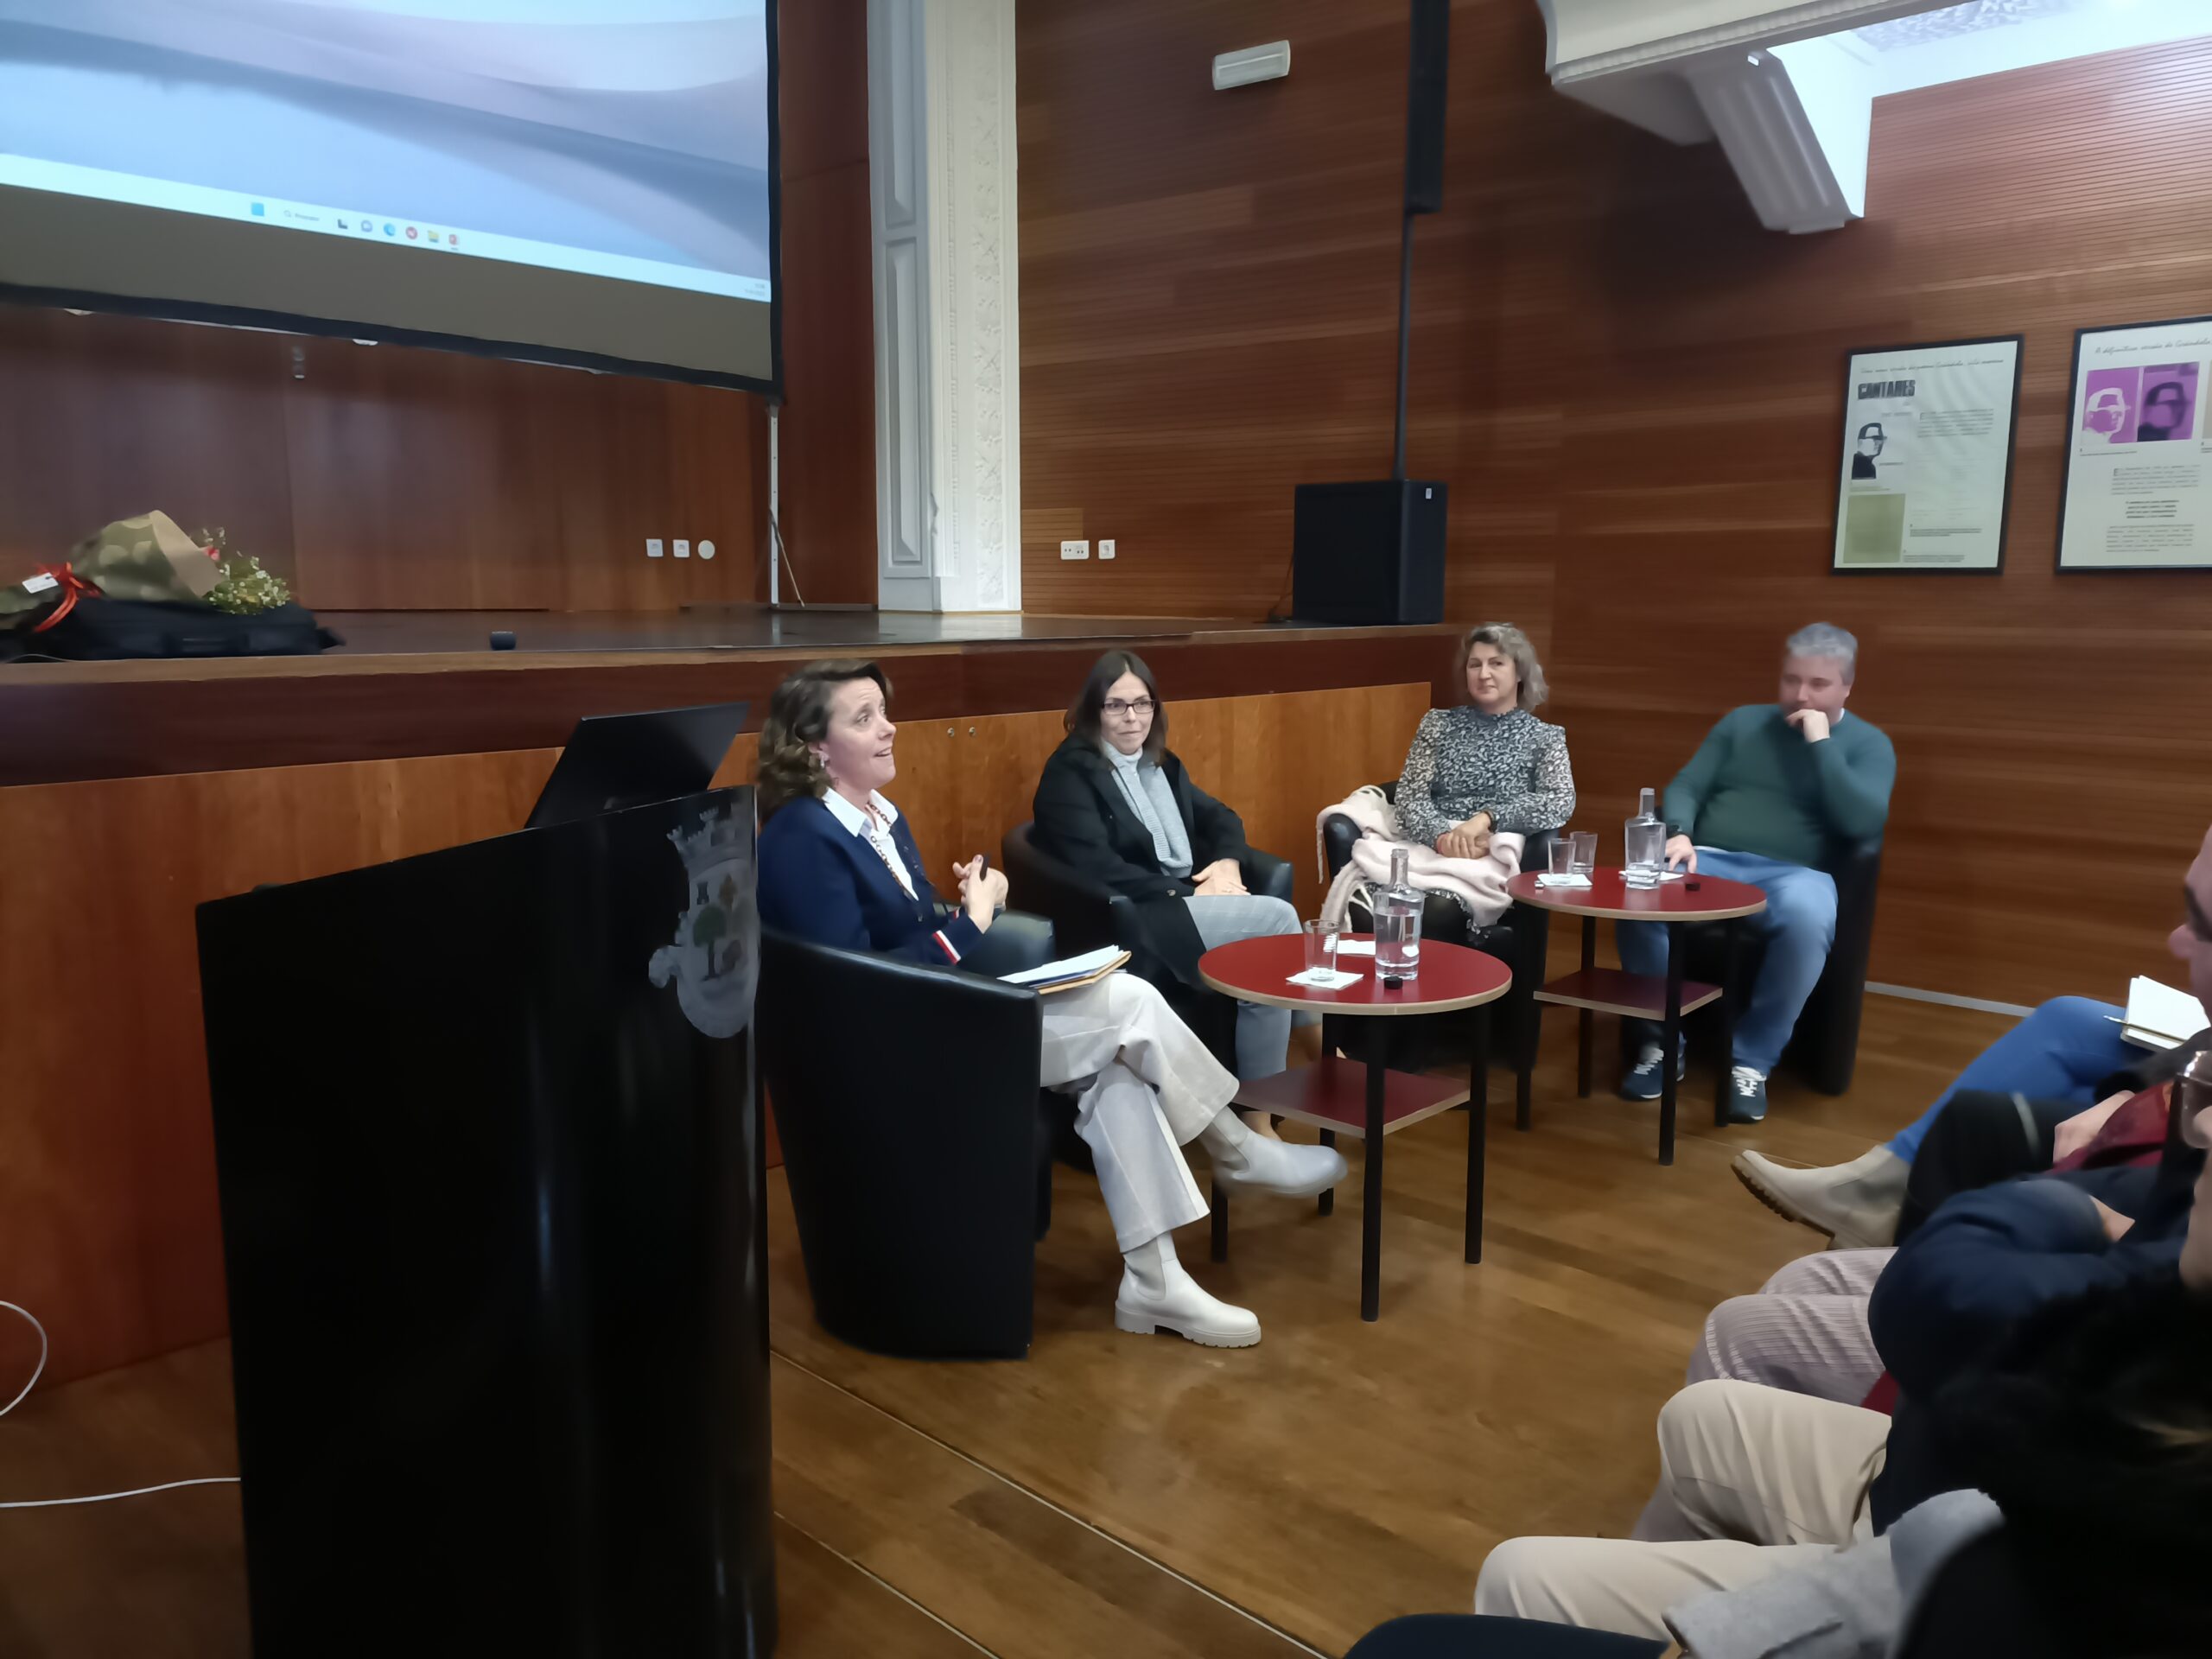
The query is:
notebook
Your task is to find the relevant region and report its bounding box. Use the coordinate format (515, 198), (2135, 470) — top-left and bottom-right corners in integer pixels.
(2120, 976), (2210, 1051)
(999, 946), (1129, 995)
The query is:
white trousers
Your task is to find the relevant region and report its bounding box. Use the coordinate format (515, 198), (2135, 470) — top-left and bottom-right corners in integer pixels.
(1472, 1380), (1890, 1640)
(1039, 972), (1240, 1253)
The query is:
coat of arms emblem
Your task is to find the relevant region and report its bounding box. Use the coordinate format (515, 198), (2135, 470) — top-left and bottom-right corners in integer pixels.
(647, 804), (757, 1038)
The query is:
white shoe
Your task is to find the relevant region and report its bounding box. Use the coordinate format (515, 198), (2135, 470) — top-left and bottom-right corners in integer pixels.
(1114, 1234), (1261, 1348)
(1201, 1109), (1348, 1198)
(1732, 1145), (1909, 1249)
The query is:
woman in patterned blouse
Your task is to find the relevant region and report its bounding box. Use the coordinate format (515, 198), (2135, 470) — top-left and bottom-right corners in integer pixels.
(1395, 622), (1575, 860)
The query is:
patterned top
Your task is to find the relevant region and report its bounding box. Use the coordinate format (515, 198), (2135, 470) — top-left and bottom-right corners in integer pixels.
(1395, 705), (1576, 847)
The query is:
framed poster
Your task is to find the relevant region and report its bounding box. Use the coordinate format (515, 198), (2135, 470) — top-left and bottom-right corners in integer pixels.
(2058, 314), (2212, 570)
(1832, 335), (2022, 574)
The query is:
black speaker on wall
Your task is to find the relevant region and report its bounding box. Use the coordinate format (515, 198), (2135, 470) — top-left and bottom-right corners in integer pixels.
(1293, 480), (1446, 626)
(1288, 0), (1452, 627)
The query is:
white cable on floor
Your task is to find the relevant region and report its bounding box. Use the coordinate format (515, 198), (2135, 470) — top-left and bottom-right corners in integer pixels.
(1, 1300), (46, 1420)
(0, 1300), (240, 1510)
(0, 1477), (238, 1510)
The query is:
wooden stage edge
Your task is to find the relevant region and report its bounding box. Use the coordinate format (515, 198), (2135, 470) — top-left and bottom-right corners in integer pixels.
(0, 613), (1461, 786)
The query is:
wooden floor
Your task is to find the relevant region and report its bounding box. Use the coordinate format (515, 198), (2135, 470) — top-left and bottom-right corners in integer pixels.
(0, 995), (2009, 1656)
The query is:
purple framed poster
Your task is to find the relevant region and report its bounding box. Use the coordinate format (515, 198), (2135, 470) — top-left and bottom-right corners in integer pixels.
(2059, 314), (2212, 570)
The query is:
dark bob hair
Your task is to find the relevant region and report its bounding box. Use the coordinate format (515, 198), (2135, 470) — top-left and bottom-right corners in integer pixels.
(755, 658), (893, 819)
(1065, 649), (1167, 764)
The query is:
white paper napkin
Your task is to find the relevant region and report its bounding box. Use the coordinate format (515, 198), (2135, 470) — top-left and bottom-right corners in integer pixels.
(1287, 967), (1362, 990)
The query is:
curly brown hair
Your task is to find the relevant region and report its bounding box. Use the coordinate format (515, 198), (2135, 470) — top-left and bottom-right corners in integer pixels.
(755, 658), (893, 819)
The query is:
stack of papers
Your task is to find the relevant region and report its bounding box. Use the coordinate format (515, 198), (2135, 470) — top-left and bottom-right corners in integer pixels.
(1535, 873), (1592, 889)
(2120, 976), (2210, 1051)
(1000, 945), (1128, 992)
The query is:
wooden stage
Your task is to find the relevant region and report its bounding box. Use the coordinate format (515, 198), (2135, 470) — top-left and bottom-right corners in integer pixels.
(0, 995), (2011, 1657)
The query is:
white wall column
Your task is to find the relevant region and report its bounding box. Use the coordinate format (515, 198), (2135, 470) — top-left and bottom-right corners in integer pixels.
(867, 0), (1021, 613)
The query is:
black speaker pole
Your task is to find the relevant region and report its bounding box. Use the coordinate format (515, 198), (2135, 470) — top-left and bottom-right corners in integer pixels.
(1391, 209), (1414, 484)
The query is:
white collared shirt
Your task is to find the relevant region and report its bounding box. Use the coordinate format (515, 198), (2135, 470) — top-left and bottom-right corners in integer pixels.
(822, 787), (916, 899)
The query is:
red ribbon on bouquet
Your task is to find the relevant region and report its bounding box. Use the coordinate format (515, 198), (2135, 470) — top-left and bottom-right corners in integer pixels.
(28, 563), (103, 633)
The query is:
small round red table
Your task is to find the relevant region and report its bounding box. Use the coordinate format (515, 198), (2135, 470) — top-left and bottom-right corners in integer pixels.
(1198, 933), (1512, 1321)
(1504, 868), (1767, 1164)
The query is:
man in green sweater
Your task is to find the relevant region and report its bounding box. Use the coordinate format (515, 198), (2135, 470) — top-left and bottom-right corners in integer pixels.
(1619, 623), (1895, 1122)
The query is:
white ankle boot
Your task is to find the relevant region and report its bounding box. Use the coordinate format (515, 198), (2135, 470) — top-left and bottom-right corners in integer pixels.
(1114, 1233), (1261, 1348)
(1732, 1145), (1909, 1249)
(1201, 1109), (1347, 1198)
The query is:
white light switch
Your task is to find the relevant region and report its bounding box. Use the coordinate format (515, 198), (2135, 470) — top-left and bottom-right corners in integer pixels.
(1098, 539), (1116, 560)
(673, 538), (691, 559)
(1059, 539), (1090, 560)
(645, 537), (664, 558)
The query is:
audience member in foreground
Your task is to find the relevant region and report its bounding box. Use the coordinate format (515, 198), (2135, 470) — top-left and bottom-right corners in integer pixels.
(1617, 623), (1894, 1122)
(1031, 649), (1299, 1081)
(1470, 1118), (2208, 1640)
(1738, 832), (2212, 1244)
(1688, 830), (2212, 1414)
(1360, 1135), (2212, 1655)
(753, 659), (1344, 1348)
(1392, 621), (1576, 885)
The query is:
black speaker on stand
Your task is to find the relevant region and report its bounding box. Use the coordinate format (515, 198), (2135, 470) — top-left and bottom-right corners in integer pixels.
(1290, 0), (1449, 626)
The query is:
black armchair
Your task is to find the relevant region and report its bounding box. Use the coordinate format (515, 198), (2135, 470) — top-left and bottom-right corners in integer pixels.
(1681, 840), (1882, 1096)
(1320, 785), (1555, 1086)
(1000, 821), (1294, 1075)
(758, 928), (1054, 1359)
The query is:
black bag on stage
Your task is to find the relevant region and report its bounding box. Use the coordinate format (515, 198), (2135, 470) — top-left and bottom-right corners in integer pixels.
(0, 596), (343, 663)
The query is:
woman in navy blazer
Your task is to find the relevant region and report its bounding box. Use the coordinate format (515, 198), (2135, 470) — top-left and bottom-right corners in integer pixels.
(755, 660), (1345, 1348)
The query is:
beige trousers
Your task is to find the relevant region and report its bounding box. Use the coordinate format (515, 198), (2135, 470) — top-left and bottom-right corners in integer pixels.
(1471, 1380), (1891, 1641)
(1038, 972), (1240, 1252)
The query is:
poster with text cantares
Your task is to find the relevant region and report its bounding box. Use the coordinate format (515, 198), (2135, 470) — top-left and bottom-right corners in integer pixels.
(1833, 337), (2021, 573)
(2060, 316), (2212, 570)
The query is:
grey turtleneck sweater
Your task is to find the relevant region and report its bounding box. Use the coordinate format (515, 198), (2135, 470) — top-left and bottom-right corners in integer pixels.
(1395, 705), (1576, 848)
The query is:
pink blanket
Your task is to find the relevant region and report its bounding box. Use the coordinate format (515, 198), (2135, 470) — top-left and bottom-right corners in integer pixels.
(1316, 786), (1522, 930)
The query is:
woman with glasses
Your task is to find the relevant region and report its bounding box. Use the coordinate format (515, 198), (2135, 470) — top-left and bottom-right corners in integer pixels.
(1031, 649), (1302, 1083)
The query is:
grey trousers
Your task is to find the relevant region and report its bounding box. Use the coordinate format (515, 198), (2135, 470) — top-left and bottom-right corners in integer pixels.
(1685, 1248), (1892, 1406)
(1183, 893), (1300, 1078)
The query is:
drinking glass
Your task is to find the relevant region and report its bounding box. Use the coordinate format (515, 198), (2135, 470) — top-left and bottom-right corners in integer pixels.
(1570, 831), (1597, 875)
(1303, 918), (1340, 974)
(1547, 839), (1577, 877)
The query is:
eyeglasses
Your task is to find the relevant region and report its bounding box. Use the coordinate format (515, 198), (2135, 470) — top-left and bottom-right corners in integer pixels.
(1103, 698), (1155, 717)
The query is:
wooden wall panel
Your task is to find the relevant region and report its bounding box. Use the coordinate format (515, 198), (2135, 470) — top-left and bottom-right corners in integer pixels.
(772, 0), (879, 607)
(0, 0), (876, 614)
(2, 681), (1418, 1387)
(0, 309), (301, 584)
(1017, 4), (2212, 1006)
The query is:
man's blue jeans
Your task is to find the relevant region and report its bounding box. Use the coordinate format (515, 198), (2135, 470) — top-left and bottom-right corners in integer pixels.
(1883, 995), (2133, 1161)
(1616, 849), (1836, 1077)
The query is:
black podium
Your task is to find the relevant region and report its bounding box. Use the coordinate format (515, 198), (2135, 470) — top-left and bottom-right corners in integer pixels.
(197, 787), (775, 1656)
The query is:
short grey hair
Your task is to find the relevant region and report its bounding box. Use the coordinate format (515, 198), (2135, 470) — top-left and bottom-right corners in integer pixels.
(1784, 622), (1858, 683)
(1457, 621), (1550, 710)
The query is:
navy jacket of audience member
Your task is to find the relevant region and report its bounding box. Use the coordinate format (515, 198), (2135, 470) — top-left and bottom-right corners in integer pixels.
(757, 793), (982, 966)
(1031, 735), (1253, 988)
(1866, 1154), (2201, 1529)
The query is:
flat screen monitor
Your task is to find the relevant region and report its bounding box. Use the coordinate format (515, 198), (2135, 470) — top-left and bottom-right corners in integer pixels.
(525, 701), (747, 830)
(0, 2), (780, 392)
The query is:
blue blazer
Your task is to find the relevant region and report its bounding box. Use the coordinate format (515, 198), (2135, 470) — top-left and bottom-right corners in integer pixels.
(757, 794), (983, 966)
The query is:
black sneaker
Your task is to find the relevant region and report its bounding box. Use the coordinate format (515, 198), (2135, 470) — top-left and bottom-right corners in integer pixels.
(1726, 1066), (1769, 1124)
